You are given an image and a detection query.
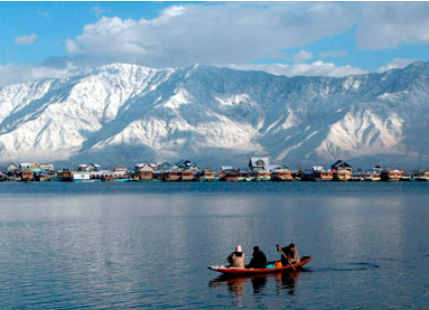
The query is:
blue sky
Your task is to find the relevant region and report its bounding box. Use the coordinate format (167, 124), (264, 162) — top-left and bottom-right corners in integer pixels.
(0, 2), (428, 85)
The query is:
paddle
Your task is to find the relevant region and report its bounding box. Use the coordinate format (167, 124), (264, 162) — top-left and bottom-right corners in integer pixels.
(276, 244), (296, 271)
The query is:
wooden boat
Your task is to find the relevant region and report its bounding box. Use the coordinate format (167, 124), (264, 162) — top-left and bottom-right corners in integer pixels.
(208, 256), (312, 275)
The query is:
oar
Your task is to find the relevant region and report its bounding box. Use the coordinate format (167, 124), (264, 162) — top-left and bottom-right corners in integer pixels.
(277, 245), (296, 271)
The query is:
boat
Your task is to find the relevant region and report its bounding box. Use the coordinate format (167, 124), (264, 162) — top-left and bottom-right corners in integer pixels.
(208, 256), (312, 275)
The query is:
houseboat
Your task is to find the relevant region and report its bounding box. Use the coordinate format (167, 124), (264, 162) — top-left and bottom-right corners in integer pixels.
(139, 170), (153, 181)
(252, 170), (271, 181)
(248, 157), (270, 171)
(36, 173), (50, 182)
(311, 166), (334, 181)
(106, 167), (130, 182)
(271, 168), (294, 181)
(59, 169), (73, 182)
(219, 169), (240, 182)
(152, 171), (165, 181)
(400, 172), (413, 182)
(20, 170), (34, 182)
(165, 170), (181, 181)
(331, 160), (353, 181)
(414, 170), (429, 181)
(334, 169), (352, 181)
(237, 170), (254, 182)
(351, 170), (365, 182)
(72, 171), (91, 182)
(180, 170), (195, 181)
(197, 170), (218, 182)
(134, 163), (157, 181)
(364, 169), (381, 181)
(381, 169), (403, 181)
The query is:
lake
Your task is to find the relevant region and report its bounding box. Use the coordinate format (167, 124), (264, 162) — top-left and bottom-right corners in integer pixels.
(0, 182), (428, 309)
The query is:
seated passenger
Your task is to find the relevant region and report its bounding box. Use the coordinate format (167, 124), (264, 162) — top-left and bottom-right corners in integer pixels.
(276, 243), (301, 265)
(227, 245), (245, 268)
(247, 246), (267, 268)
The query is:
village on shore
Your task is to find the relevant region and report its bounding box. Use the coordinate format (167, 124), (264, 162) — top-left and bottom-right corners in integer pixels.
(0, 157), (428, 183)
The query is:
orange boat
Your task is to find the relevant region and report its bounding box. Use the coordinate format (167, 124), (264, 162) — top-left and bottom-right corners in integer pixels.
(208, 256), (312, 275)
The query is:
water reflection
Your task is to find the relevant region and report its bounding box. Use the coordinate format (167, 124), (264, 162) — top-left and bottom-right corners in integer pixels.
(209, 271), (301, 306)
(274, 270), (300, 294)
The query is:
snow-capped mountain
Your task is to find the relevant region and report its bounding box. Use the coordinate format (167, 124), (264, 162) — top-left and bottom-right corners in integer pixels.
(0, 61), (428, 168)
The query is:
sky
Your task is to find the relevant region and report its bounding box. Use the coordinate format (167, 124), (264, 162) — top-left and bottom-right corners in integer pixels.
(0, 1), (428, 86)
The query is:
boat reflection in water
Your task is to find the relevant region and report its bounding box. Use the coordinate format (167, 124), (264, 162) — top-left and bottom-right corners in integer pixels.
(209, 270), (302, 306)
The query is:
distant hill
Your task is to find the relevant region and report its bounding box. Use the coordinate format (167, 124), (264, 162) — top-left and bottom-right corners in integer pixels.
(0, 61), (428, 168)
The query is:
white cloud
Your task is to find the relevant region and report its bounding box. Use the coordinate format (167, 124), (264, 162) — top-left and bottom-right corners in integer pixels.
(355, 2), (429, 49)
(65, 3), (356, 67)
(292, 50), (313, 63)
(14, 33), (38, 45)
(228, 61), (367, 78)
(0, 63), (80, 87)
(36, 11), (50, 18)
(319, 50), (348, 58)
(90, 6), (109, 16)
(378, 58), (416, 73)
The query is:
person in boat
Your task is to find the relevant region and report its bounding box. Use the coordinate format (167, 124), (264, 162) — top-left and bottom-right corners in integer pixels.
(276, 243), (300, 265)
(247, 246), (267, 268)
(227, 245), (245, 268)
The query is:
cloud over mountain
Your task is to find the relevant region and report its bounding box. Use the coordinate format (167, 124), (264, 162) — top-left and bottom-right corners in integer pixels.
(64, 3), (356, 67)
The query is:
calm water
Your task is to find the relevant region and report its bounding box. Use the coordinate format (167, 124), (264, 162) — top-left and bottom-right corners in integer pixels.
(0, 182), (428, 309)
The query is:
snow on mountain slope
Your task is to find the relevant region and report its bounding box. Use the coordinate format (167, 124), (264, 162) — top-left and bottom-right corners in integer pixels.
(0, 61), (427, 168)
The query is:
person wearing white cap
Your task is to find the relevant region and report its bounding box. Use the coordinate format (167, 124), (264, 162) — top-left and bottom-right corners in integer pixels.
(227, 245), (245, 268)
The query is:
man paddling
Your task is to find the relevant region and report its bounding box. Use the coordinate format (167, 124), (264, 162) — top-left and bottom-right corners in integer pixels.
(276, 243), (301, 266)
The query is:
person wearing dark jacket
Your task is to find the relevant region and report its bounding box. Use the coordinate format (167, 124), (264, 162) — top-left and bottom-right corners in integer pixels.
(247, 246), (267, 268)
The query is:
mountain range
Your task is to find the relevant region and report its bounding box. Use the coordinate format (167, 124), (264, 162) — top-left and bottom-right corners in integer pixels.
(0, 61), (428, 169)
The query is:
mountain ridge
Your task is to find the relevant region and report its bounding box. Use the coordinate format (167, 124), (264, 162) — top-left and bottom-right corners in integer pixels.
(0, 61), (428, 168)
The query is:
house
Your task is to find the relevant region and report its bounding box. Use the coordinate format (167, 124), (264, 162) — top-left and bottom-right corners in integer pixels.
(331, 160), (353, 181)
(331, 160), (353, 171)
(318, 168), (334, 181)
(249, 157), (270, 171)
(39, 164), (55, 172)
(20, 170), (35, 182)
(175, 160), (199, 171)
(19, 163), (42, 174)
(135, 163), (158, 171)
(364, 168), (381, 181)
(71, 171), (91, 182)
(197, 170), (218, 182)
(252, 169), (271, 181)
(59, 169), (73, 182)
(134, 164), (155, 181)
(180, 170), (195, 181)
(414, 170), (429, 181)
(271, 167), (293, 181)
(165, 170), (181, 181)
(157, 162), (171, 171)
(78, 163), (101, 172)
(381, 169), (403, 181)
(218, 169), (240, 182)
(6, 163), (19, 175)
